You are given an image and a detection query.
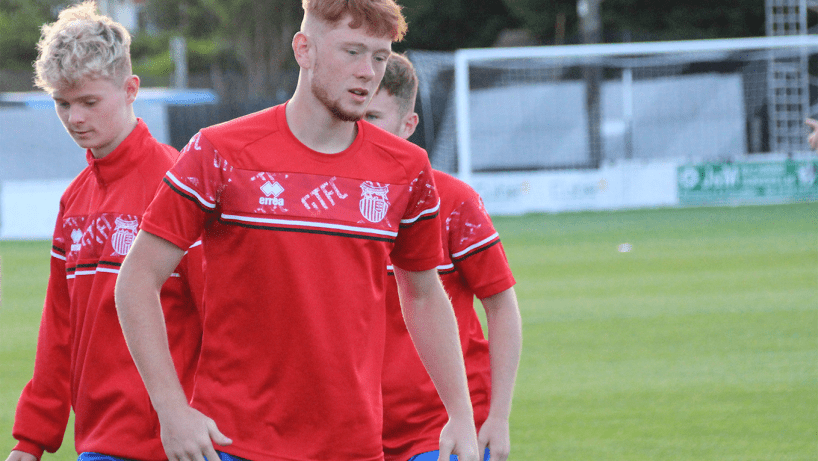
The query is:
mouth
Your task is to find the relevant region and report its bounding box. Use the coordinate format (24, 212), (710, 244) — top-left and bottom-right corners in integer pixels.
(349, 88), (369, 101)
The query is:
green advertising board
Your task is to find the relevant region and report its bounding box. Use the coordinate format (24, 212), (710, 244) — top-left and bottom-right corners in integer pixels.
(678, 159), (818, 205)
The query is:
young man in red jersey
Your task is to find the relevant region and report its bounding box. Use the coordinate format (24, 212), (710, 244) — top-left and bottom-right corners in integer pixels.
(5, 3), (202, 461)
(365, 53), (522, 461)
(115, 1), (480, 461)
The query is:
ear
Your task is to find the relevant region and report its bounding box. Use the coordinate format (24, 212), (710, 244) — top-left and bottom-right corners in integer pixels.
(292, 31), (312, 69)
(124, 75), (140, 104)
(399, 112), (419, 139)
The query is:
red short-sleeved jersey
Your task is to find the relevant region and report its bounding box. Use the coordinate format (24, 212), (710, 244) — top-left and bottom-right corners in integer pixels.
(141, 104), (443, 461)
(12, 120), (203, 461)
(382, 170), (516, 461)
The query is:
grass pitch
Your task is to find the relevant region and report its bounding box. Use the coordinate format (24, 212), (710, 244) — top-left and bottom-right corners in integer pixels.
(1, 203), (816, 460)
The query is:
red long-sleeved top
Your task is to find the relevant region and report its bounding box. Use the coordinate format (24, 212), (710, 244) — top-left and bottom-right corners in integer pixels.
(12, 119), (202, 460)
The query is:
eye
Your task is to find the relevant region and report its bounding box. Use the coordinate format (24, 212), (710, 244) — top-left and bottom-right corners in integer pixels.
(56, 101), (69, 109)
(85, 100), (98, 107)
(365, 113), (379, 120)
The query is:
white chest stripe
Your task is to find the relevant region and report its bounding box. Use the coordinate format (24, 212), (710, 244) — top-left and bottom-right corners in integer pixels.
(221, 213), (399, 237)
(67, 268), (180, 279)
(386, 263), (454, 272)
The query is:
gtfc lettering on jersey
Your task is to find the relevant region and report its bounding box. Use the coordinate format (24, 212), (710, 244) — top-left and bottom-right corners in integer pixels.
(301, 176), (348, 212)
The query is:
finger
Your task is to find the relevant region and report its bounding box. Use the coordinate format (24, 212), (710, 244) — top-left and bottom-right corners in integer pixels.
(437, 448), (450, 461)
(461, 447), (480, 461)
(202, 445), (221, 461)
(207, 418), (233, 446)
(477, 439), (489, 460)
(491, 446), (511, 461)
(806, 118), (818, 129)
(438, 442), (457, 461)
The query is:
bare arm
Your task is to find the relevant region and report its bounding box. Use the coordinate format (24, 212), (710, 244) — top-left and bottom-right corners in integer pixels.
(393, 266), (479, 461)
(115, 231), (230, 461)
(476, 287), (522, 461)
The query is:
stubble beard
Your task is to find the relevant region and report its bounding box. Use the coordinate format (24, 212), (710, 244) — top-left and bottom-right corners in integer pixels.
(311, 64), (364, 123)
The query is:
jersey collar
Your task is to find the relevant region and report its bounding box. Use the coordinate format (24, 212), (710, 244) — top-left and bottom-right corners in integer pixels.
(86, 118), (150, 186)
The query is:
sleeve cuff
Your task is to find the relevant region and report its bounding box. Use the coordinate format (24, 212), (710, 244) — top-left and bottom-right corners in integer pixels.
(474, 277), (516, 300)
(13, 439), (45, 459)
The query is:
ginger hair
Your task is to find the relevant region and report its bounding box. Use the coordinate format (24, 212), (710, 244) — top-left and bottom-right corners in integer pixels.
(301, 0), (408, 42)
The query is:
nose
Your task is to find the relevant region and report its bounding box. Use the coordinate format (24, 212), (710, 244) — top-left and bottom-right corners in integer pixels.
(67, 105), (85, 125)
(355, 56), (376, 81)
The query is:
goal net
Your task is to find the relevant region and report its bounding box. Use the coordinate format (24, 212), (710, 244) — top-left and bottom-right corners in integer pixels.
(409, 36), (818, 182)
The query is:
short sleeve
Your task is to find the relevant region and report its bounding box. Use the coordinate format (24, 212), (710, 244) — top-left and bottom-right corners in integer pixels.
(447, 192), (515, 299)
(389, 165), (444, 271)
(141, 132), (230, 249)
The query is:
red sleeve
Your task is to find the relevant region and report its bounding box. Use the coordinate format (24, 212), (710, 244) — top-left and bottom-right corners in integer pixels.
(448, 191), (515, 299)
(141, 132), (227, 249)
(389, 164), (444, 271)
(12, 205), (72, 457)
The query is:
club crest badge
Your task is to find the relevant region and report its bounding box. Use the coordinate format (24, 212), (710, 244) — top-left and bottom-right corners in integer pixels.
(111, 216), (139, 256)
(359, 181), (390, 223)
(70, 228), (83, 253)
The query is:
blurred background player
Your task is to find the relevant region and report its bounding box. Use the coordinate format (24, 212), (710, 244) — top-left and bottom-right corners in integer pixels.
(5, 2), (202, 461)
(366, 53), (522, 461)
(806, 118), (818, 151)
(115, 1), (480, 461)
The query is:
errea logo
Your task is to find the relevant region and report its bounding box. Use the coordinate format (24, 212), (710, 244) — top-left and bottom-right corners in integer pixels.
(259, 180), (285, 207)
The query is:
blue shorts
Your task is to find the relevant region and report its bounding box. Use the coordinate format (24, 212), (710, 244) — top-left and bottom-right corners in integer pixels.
(407, 447), (490, 461)
(78, 453), (133, 461)
(217, 452), (251, 461)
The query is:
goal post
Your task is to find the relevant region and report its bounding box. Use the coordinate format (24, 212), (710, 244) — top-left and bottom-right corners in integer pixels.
(451, 35), (818, 185)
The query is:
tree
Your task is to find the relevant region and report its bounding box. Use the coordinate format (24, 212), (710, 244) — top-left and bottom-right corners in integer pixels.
(143, 0), (301, 100)
(202, 0), (302, 100)
(501, 0), (765, 44)
(0, 0), (62, 71)
(397, 0), (520, 51)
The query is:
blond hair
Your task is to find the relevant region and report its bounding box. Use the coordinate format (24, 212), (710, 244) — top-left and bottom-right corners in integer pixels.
(302, 0), (407, 42)
(34, 1), (132, 92)
(378, 53), (418, 116)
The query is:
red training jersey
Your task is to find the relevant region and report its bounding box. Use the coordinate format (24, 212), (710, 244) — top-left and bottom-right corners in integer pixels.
(140, 104), (443, 461)
(12, 119), (203, 460)
(382, 170), (516, 461)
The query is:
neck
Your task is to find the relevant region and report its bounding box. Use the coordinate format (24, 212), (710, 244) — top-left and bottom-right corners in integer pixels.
(91, 114), (138, 159)
(286, 85), (358, 154)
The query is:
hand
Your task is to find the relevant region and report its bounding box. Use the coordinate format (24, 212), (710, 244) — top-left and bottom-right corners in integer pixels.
(477, 415), (511, 461)
(158, 405), (232, 461)
(437, 417), (479, 461)
(806, 118), (818, 151)
(5, 451), (38, 461)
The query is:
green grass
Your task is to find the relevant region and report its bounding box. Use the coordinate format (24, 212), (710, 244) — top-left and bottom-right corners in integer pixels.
(1, 203), (816, 460)
(0, 240), (75, 458)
